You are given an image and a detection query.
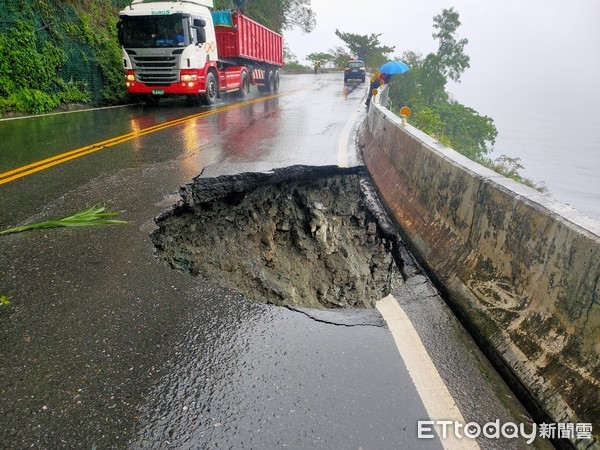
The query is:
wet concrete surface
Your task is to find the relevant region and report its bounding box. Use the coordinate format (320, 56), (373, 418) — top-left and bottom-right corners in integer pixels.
(0, 73), (549, 448)
(129, 295), (438, 450)
(389, 276), (554, 449)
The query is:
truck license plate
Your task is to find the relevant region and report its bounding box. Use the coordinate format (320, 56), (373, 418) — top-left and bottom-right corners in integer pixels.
(152, 90), (164, 95)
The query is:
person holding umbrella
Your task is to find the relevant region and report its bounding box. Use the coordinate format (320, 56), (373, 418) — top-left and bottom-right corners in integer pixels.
(365, 60), (410, 108)
(365, 72), (392, 107)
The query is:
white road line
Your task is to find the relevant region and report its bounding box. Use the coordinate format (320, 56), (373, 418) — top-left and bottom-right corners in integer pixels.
(338, 84), (370, 167)
(376, 294), (480, 450)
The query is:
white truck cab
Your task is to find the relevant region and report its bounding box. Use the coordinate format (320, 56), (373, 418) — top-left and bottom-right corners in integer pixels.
(118, 0), (283, 105)
(119, 0), (218, 102)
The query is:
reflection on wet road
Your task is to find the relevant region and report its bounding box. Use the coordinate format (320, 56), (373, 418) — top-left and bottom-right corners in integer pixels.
(0, 73), (544, 449)
(131, 295), (435, 449)
(0, 74), (366, 228)
(0, 94), (286, 186)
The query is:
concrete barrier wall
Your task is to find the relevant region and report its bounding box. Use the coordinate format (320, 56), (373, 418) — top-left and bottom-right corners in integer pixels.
(360, 92), (600, 446)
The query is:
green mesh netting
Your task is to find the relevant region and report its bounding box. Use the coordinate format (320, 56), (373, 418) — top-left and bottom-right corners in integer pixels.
(0, 0), (21, 33)
(1, 0), (122, 104)
(61, 42), (105, 102)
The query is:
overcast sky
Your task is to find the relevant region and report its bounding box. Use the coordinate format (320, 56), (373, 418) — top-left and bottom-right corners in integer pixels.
(283, 0), (600, 111)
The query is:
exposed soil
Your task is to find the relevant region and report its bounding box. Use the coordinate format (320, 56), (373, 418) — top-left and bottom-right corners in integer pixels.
(152, 165), (418, 309)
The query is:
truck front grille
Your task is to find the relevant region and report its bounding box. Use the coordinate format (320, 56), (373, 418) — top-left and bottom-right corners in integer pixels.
(129, 54), (180, 86)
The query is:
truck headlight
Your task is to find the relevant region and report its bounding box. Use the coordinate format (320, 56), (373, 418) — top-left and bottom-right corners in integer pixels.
(126, 74), (135, 81)
(181, 74), (198, 82)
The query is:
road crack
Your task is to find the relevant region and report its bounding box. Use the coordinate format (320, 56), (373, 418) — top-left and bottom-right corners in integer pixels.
(284, 305), (386, 328)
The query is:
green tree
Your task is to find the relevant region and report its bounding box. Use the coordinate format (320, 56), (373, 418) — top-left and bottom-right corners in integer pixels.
(282, 0), (317, 32)
(436, 101), (496, 159)
(283, 44), (296, 64)
(421, 8), (470, 105)
(431, 8), (470, 82)
(387, 9), (496, 161)
(334, 29), (395, 67)
(215, 0), (316, 33)
(386, 51), (424, 108)
(411, 107), (449, 145)
(306, 51), (335, 67)
(283, 45), (308, 72)
(329, 46), (353, 68)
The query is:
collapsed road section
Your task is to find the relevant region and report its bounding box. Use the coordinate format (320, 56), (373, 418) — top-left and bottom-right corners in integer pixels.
(151, 165), (420, 309)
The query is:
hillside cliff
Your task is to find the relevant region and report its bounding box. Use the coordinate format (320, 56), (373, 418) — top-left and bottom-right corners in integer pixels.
(1, 0), (133, 114)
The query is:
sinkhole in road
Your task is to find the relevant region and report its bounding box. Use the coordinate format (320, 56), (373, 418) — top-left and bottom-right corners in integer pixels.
(152, 166), (415, 309)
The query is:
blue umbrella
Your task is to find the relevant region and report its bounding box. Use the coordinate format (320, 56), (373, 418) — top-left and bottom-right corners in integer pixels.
(378, 61), (410, 75)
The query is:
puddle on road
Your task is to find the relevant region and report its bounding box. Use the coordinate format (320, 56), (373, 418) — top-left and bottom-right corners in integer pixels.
(151, 165), (416, 309)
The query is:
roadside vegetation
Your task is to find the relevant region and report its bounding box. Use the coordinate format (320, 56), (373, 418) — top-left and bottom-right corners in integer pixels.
(213, 0), (316, 34)
(386, 9), (541, 189)
(0, 0), (130, 114)
(314, 9), (542, 190)
(0, 1), (538, 189)
(283, 45), (311, 72)
(0, 0), (315, 115)
(0, 295), (10, 308)
(0, 204), (127, 236)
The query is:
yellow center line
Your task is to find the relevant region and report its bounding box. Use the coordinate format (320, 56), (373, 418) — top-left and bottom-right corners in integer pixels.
(0, 91), (288, 186)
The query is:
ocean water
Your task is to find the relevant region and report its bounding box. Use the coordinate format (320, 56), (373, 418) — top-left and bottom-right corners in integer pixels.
(439, 1), (600, 223)
(450, 87), (600, 222)
(283, 0), (600, 222)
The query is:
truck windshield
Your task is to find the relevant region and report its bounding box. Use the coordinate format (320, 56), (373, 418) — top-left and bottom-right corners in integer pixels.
(120, 14), (188, 48)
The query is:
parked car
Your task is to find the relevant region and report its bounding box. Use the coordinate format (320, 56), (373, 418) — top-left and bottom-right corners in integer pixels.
(344, 60), (366, 83)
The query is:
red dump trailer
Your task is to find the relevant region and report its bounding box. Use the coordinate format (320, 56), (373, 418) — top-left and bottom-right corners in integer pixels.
(214, 10), (283, 93)
(119, 1), (283, 105)
(214, 11), (283, 67)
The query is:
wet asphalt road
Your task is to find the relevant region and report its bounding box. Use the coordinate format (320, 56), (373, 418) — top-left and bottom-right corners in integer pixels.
(0, 73), (548, 449)
(0, 74), (363, 228)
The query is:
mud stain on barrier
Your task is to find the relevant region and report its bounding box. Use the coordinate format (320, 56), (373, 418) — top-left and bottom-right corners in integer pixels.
(151, 165), (419, 309)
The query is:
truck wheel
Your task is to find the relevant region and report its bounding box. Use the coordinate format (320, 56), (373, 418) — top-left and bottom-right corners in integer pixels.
(267, 70), (276, 93)
(237, 71), (249, 99)
(272, 70), (280, 92)
(202, 71), (218, 105)
(258, 71), (271, 93)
